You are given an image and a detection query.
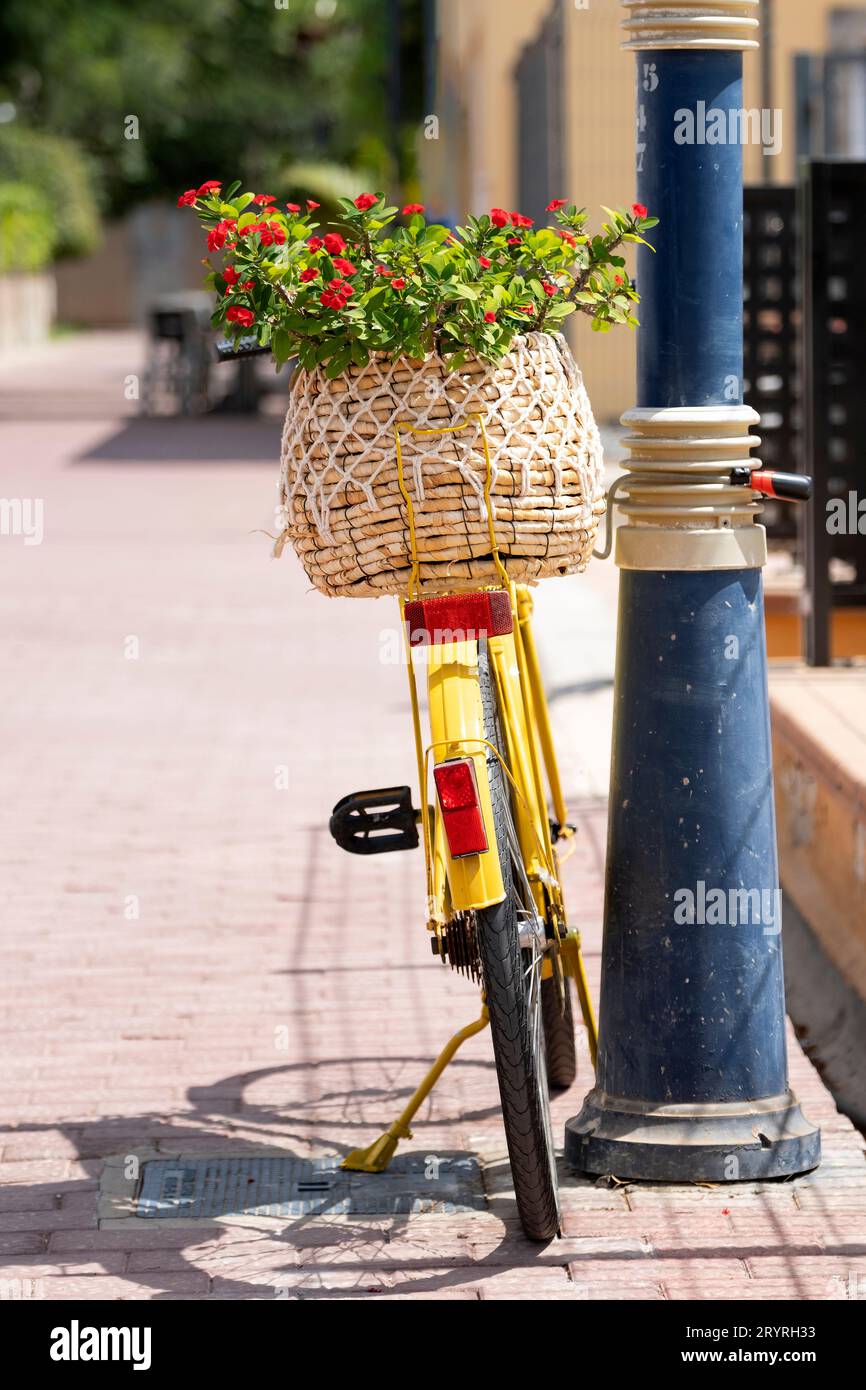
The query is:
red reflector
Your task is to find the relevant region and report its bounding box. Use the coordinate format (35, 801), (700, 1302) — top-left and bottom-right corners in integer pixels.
(750, 472), (778, 499)
(433, 758), (489, 857)
(405, 590), (512, 646)
(434, 759), (477, 809)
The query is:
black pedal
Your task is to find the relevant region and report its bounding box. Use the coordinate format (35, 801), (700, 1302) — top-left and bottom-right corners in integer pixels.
(329, 786), (419, 855)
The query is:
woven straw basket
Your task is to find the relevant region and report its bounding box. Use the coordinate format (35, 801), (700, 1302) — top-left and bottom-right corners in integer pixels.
(276, 330), (605, 598)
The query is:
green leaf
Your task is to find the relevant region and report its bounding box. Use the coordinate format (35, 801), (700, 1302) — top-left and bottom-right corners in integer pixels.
(325, 344), (353, 379)
(297, 339), (316, 371)
(272, 328), (291, 365)
(600, 205), (627, 230)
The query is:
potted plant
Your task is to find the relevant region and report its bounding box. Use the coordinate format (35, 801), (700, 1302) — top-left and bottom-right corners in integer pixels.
(179, 182), (656, 596)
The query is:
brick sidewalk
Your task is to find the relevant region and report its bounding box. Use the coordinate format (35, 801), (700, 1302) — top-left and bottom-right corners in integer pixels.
(1, 334), (864, 1300)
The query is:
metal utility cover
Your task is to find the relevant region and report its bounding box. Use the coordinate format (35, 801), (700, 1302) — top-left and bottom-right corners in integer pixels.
(136, 1155), (485, 1218)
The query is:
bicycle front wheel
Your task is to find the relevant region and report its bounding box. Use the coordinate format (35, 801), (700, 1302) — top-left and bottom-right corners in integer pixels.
(474, 643), (560, 1242)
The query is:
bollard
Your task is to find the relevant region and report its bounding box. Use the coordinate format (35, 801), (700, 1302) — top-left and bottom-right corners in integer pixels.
(564, 1), (820, 1181)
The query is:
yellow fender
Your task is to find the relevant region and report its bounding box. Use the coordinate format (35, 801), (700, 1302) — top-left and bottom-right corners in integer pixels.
(426, 639), (505, 911)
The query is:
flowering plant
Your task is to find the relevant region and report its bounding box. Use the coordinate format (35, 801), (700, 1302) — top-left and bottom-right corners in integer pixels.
(179, 180), (657, 375)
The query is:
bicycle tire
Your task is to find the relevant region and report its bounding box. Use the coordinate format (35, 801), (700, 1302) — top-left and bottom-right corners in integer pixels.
(474, 642), (560, 1242)
(541, 976), (577, 1090)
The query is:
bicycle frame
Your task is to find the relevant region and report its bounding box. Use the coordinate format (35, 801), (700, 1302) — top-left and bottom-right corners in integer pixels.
(394, 414), (595, 1046)
(341, 413), (597, 1177)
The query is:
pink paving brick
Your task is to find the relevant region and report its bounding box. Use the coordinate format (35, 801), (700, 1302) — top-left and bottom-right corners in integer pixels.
(1, 332), (864, 1302)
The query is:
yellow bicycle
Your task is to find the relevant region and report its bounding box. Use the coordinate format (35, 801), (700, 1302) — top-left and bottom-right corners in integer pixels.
(328, 415), (598, 1242)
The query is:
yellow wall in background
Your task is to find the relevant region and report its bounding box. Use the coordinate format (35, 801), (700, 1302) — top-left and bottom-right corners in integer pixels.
(562, 2), (635, 423)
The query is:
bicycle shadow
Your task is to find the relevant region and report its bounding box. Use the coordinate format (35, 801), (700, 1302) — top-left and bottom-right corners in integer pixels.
(2, 1055), (585, 1301)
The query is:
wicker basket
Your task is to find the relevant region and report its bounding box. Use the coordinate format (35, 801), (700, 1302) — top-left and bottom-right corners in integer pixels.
(276, 330), (605, 598)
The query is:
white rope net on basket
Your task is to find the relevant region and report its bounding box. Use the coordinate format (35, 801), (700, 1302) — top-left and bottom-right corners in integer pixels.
(275, 331), (605, 598)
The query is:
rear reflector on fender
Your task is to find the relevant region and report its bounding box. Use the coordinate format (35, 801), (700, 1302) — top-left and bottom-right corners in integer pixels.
(405, 590), (512, 646)
(433, 758), (489, 858)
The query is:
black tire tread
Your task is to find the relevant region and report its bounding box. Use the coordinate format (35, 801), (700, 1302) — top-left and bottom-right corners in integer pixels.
(541, 977), (577, 1090)
(474, 643), (559, 1242)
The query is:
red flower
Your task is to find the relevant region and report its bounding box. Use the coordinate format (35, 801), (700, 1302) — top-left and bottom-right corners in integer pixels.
(375, 265), (395, 276)
(323, 232), (347, 255)
(286, 202), (301, 213)
(332, 257), (357, 277)
(306, 200), (320, 211)
(207, 220), (233, 252)
(516, 304), (534, 315)
(484, 311), (496, 323)
(354, 193), (378, 210)
(320, 277), (353, 310)
(307, 236), (324, 251)
(197, 181), (222, 197)
(226, 306), (255, 327)
(252, 194), (276, 206)
(559, 229), (577, 248)
(546, 198), (568, 211)
(177, 189), (197, 207)
(490, 207), (509, 228)
(510, 212), (533, 227)
(402, 203), (425, 215)
(478, 256), (492, 269)
(299, 267), (319, 283)
(542, 281), (557, 297)
(222, 266), (240, 286)
(241, 280), (256, 291)
(615, 274), (624, 286)
(507, 236), (521, 245)
(391, 277), (407, 290)
(632, 202), (648, 219)
(259, 223), (286, 247)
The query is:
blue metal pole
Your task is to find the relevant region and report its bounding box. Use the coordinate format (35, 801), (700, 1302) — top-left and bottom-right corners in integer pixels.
(565, 1), (820, 1180)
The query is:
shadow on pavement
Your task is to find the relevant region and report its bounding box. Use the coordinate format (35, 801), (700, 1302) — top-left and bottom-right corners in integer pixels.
(1, 1055), (569, 1301)
(74, 418), (281, 464)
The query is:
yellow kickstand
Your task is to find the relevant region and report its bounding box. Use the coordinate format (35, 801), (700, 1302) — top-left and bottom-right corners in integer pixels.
(341, 1002), (490, 1173)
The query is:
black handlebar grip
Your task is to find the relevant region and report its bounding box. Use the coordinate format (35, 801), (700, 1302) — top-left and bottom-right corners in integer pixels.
(730, 468), (813, 503)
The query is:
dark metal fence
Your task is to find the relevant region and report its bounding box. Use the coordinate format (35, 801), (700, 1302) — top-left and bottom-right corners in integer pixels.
(743, 166), (866, 665)
(743, 186), (801, 543)
(802, 160), (866, 665)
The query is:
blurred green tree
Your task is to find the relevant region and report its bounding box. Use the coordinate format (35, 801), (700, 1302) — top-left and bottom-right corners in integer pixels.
(0, 127), (101, 256)
(0, 181), (58, 271)
(0, 0), (423, 214)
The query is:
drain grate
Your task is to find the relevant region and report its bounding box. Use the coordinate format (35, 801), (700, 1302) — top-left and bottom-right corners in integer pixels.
(135, 1155), (485, 1218)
